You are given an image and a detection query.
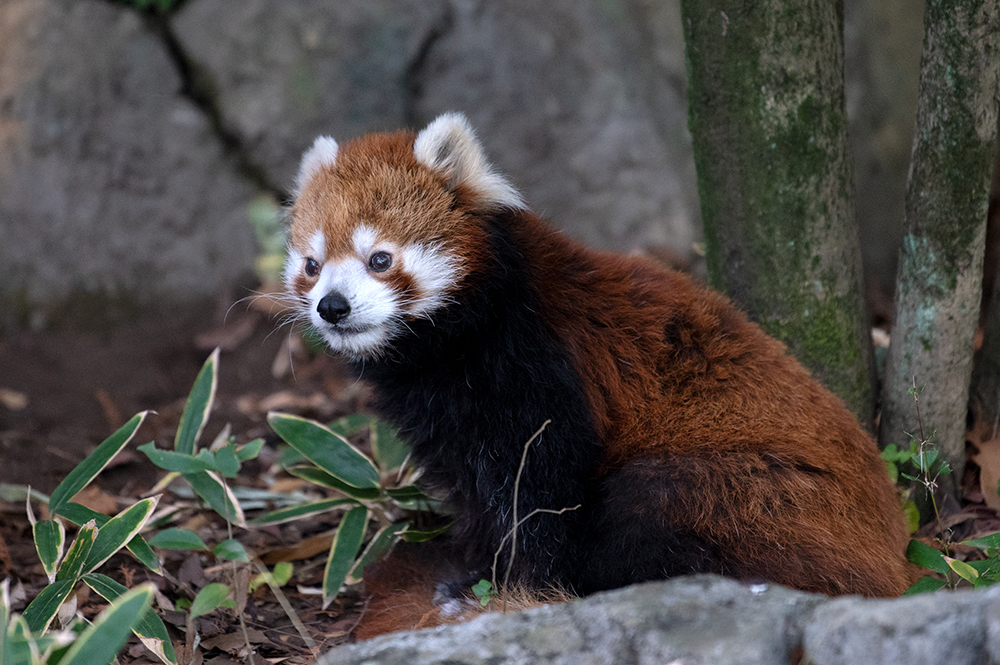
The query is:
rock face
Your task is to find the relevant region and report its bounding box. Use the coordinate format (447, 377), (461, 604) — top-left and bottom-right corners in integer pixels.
(170, 0), (699, 253)
(0, 0), (258, 327)
(321, 575), (1000, 665)
(0, 0), (919, 330)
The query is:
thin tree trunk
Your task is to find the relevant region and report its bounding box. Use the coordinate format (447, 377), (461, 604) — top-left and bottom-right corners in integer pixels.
(879, 0), (999, 497)
(680, 0), (876, 427)
(971, 138), (1000, 436)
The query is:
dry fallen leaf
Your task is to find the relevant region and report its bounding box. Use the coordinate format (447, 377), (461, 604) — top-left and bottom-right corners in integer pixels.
(971, 437), (1000, 512)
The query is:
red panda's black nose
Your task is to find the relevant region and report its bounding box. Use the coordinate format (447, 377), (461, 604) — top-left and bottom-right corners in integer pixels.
(317, 293), (351, 324)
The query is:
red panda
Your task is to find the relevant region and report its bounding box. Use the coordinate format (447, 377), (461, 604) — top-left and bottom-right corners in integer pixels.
(283, 113), (912, 635)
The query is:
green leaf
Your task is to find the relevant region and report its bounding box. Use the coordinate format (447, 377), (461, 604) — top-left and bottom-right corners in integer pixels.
(471, 579), (493, 606)
(213, 540), (249, 562)
(347, 521), (409, 584)
(947, 557), (979, 584)
(322, 506), (368, 608)
(32, 519), (65, 583)
(250, 562), (294, 593)
(58, 584), (153, 665)
(82, 497), (159, 574)
(183, 470), (246, 527)
(906, 539), (950, 575)
(400, 522), (452, 543)
(962, 532), (1000, 550)
(48, 412), (147, 515)
(56, 521), (98, 583)
(56, 502), (162, 575)
(212, 444), (241, 478)
(285, 466), (381, 500)
(268, 412), (379, 489)
(902, 576), (948, 595)
(235, 438), (265, 462)
(174, 348), (219, 455)
(22, 579), (75, 633)
(902, 500), (920, 534)
(248, 498), (356, 525)
(148, 528), (207, 551)
(385, 486), (430, 502)
(138, 442), (215, 474)
(189, 583), (230, 620)
(328, 413), (375, 437)
(884, 460), (898, 484)
(83, 573), (177, 665)
(371, 421), (410, 471)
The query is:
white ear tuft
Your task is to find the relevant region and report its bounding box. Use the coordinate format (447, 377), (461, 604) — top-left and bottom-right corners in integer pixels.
(413, 113), (525, 210)
(295, 136), (339, 195)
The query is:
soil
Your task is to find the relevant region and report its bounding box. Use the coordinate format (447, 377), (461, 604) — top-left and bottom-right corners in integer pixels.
(0, 293), (372, 662)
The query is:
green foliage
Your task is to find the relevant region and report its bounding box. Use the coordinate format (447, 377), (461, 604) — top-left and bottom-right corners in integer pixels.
(471, 579), (494, 607)
(265, 410), (438, 607)
(2, 581), (155, 665)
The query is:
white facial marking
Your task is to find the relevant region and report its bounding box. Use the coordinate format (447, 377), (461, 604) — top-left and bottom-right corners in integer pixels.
(352, 224), (378, 257)
(414, 112), (525, 210)
(294, 136), (338, 195)
(308, 229), (325, 261)
(306, 257), (400, 359)
(401, 244), (461, 315)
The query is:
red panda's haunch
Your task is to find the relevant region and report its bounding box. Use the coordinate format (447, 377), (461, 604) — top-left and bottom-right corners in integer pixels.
(284, 113), (912, 634)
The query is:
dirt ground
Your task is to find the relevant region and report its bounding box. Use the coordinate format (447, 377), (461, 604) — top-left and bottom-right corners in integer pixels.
(0, 294), (375, 661)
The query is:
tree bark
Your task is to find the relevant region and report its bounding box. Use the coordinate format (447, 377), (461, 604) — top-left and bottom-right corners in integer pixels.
(680, 0), (875, 427)
(971, 136), (1000, 437)
(879, 0), (999, 496)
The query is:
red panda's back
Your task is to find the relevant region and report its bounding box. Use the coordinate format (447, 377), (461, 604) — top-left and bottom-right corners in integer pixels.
(521, 220), (912, 596)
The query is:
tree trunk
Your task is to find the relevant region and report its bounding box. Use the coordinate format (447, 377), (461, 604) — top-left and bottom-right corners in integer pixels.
(971, 138), (1000, 437)
(879, 0), (999, 497)
(680, 0), (875, 427)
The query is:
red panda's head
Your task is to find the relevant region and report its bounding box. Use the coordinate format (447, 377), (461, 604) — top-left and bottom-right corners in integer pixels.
(285, 113), (525, 359)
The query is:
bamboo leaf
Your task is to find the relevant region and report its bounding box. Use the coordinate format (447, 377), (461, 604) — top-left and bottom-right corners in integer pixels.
(56, 521), (98, 583)
(905, 539), (950, 575)
(55, 502), (161, 574)
(269, 412), (379, 489)
(347, 521), (409, 584)
(147, 528), (207, 551)
(213, 540), (249, 562)
(962, 532), (1000, 550)
(83, 573), (177, 665)
(902, 576), (948, 595)
(400, 523), (452, 543)
(82, 497), (159, 575)
(946, 557), (980, 584)
(371, 421), (410, 472)
(249, 498), (355, 526)
(174, 348), (219, 455)
(183, 471), (246, 527)
(32, 520), (65, 584)
(322, 506), (368, 608)
(285, 466), (381, 500)
(22, 579), (75, 633)
(328, 413), (375, 437)
(189, 583), (230, 620)
(235, 438), (265, 462)
(48, 412), (147, 515)
(58, 584), (154, 665)
(137, 442), (215, 474)
(212, 444), (241, 478)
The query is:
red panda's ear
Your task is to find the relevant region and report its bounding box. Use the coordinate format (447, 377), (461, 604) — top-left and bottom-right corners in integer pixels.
(295, 136), (339, 195)
(414, 113), (525, 210)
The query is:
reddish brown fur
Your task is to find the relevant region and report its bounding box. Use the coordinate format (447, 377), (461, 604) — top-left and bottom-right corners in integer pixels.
(290, 129), (914, 639)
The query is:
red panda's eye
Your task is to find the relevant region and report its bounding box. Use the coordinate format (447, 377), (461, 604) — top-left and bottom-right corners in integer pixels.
(304, 258), (320, 277)
(369, 251), (392, 273)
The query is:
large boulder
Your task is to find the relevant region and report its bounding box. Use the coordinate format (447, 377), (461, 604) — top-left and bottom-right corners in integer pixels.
(0, 0), (258, 328)
(171, 0), (699, 255)
(321, 575), (1000, 665)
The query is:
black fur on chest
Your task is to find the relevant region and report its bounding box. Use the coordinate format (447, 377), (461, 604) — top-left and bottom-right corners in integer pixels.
(350, 216), (604, 589)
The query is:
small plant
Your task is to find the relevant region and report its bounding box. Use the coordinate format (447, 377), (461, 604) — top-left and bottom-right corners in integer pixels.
(262, 411), (447, 608)
(2, 578), (157, 665)
(7, 412), (176, 663)
(895, 382), (1000, 593)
